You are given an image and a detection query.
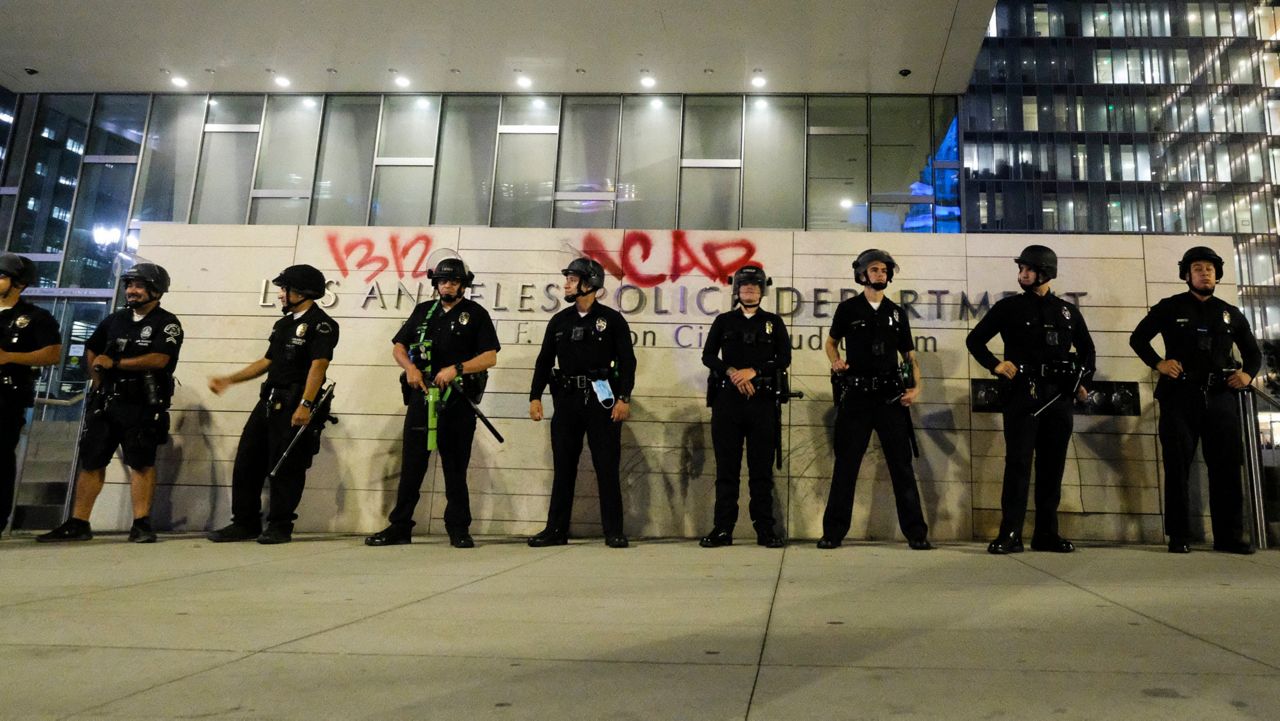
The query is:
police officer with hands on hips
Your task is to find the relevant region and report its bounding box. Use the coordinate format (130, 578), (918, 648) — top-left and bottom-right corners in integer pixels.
(966, 245), (1094, 555)
(365, 257), (499, 549)
(528, 257), (636, 548)
(207, 265), (338, 545)
(699, 265), (790, 548)
(1129, 246), (1259, 554)
(39, 263), (182, 543)
(817, 249), (932, 551)
(0, 254), (61, 536)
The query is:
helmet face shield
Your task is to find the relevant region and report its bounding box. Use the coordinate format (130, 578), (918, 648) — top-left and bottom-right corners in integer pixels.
(853, 249), (897, 287)
(427, 258), (474, 288)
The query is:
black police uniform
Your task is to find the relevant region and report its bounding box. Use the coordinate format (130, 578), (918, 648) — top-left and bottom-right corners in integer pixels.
(387, 297), (500, 535)
(0, 300), (61, 531)
(228, 305), (339, 532)
(79, 307), (184, 471)
(822, 295), (929, 544)
(530, 302), (636, 538)
(702, 307), (790, 536)
(966, 291), (1095, 543)
(1130, 292), (1260, 548)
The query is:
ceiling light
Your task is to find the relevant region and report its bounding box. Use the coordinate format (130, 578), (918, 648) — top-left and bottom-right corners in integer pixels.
(751, 70), (767, 88)
(840, 198), (854, 209)
(395, 75), (411, 88)
(516, 75), (532, 88)
(640, 75), (656, 88)
(171, 76), (189, 88)
(274, 75), (291, 87)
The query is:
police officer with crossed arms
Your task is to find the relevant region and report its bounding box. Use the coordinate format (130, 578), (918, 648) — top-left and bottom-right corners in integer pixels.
(0, 253), (61, 536)
(966, 245), (1094, 555)
(528, 258), (636, 548)
(699, 265), (789, 549)
(39, 263), (182, 543)
(1130, 246), (1259, 554)
(207, 265), (339, 545)
(366, 257), (500, 549)
(818, 249), (932, 550)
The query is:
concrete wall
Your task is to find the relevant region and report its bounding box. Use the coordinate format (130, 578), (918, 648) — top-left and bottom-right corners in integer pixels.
(86, 225), (1236, 543)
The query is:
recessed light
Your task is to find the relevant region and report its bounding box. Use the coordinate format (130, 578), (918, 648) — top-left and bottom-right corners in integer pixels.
(171, 76), (189, 88)
(840, 198), (853, 209)
(751, 73), (767, 88)
(640, 76), (656, 88)
(395, 75), (411, 88)
(274, 75), (291, 88)
(516, 75), (532, 88)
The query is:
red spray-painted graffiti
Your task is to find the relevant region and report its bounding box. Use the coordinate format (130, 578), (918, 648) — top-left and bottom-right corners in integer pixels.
(324, 230), (758, 287)
(581, 231), (758, 288)
(327, 232), (434, 284)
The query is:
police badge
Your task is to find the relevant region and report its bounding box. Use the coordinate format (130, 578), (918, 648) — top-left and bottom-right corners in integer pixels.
(765, 321), (773, 335)
(1062, 307), (1071, 320)
(459, 312), (470, 326)
(1223, 310), (1230, 324)
(595, 317), (607, 332)
(14, 315), (29, 329)
(140, 325), (153, 339)
(295, 323), (307, 337)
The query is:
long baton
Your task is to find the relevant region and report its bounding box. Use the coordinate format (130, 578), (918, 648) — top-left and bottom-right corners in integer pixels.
(451, 378), (505, 443)
(267, 383), (336, 483)
(1030, 367), (1086, 417)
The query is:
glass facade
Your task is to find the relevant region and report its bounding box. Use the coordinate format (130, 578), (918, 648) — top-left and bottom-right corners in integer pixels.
(963, 0), (1280, 334)
(0, 90), (962, 287)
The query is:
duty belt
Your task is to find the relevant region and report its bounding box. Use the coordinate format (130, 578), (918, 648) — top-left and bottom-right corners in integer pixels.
(559, 374), (593, 389)
(836, 373), (900, 393)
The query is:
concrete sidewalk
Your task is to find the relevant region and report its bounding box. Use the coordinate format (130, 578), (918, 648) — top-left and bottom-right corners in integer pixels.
(1, 535), (1277, 720)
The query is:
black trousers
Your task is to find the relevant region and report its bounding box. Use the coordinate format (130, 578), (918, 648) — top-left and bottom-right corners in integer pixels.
(999, 390), (1073, 539)
(710, 388), (777, 532)
(1158, 388), (1244, 544)
(0, 402), (27, 532)
(546, 389), (624, 537)
(822, 395), (928, 542)
(388, 394), (478, 532)
(229, 399), (320, 530)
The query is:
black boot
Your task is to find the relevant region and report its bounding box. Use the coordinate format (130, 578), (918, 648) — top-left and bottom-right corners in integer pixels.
(207, 523), (261, 543)
(35, 518), (92, 543)
(527, 528), (567, 547)
(448, 529), (475, 549)
(699, 528), (733, 548)
(257, 524), (293, 545)
(128, 516), (157, 544)
(987, 531), (1023, 555)
(365, 525), (412, 547)
(1030, 535), (1075, 553)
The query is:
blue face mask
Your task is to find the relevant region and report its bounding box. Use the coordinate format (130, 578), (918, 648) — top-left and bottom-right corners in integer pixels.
(591, 379), (615, 408)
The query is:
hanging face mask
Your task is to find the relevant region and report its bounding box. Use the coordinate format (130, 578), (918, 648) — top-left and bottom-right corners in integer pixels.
(591, 379), (615, 408)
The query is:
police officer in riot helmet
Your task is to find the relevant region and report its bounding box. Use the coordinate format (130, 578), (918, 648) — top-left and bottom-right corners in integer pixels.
(1130, 246), (1260, 554)
(207, 264), (339, 544)
(365, 256), (500, 549)
(817, 249), (932, 550)
(699, 265), (791, 548)
(0, 254), (61, 535)
(966, 245), (1095, 554)
(38, 263), (182, 543)
(528, 257), (637, 548)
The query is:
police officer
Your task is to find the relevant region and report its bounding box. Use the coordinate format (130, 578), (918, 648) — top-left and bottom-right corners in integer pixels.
(0, 254), (61, 535)
(699, 266), (789, 548)
(966, 245), (1095, 554)
(817, 249), (932, 550)
(207, 265), (339, 544)
(38, 263), (182, 543)
(528, 258), (636, 548)
(365, 257), (500, 549)
(1129, 246), (1260, 555)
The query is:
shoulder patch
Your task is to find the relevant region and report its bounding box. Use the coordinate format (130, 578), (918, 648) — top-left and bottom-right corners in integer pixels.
(164, 323), (181, 337)
(316, 321), (333, 334)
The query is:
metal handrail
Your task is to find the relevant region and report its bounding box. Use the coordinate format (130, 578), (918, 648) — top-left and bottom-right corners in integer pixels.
(1238, 388), (1268, 550)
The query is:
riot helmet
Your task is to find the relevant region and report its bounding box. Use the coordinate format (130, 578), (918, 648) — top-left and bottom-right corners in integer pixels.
(119, 262), (171, 308)
(561, 257), (606, 300)
(272, 264), (327, 314)
(1177, 246), (1224, 281)
(1014, 245), (1058, 288)
(0, 253), (38, 290)
(853, 249), (897, 289)
(730, 265), (770, 308)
